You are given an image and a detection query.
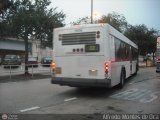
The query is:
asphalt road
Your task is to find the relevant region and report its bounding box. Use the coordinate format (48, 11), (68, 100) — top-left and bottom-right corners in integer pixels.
(0, 67), (160, 119)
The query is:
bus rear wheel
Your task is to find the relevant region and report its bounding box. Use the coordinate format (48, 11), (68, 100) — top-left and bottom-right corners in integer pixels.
(118, 69), (125, 89)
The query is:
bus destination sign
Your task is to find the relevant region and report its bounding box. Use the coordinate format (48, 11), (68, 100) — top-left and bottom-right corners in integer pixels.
(85, 44), (100, 52)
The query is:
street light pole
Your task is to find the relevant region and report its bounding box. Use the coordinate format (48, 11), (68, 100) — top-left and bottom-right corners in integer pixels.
(91, 0), (93, 24)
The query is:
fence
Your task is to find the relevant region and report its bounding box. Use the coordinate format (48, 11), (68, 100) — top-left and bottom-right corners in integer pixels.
(0, 64), (52, 79)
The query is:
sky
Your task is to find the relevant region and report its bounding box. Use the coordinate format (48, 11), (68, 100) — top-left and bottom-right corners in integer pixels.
(50, 0), (160, 30)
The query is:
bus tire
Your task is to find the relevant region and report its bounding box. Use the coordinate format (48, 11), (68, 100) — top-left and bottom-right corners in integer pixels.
(134, 64), (139, 75)
(118, 69), (125, 89)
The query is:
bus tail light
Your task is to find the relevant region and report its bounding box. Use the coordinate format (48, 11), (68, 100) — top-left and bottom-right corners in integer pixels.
(105, 62), (109, 74)
(50, 61), (56, 70)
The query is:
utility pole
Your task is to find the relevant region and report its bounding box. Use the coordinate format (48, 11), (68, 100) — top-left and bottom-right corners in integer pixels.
(91, 0), (93, 24)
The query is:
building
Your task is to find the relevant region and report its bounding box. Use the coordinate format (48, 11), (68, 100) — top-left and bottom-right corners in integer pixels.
(0, 37), (53, 62)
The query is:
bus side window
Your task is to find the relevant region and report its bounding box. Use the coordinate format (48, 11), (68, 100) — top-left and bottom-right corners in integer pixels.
(114, 38), (121, 61)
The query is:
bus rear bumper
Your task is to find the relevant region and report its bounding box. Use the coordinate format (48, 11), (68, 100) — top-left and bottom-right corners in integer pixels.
(51, 77), (111, 87)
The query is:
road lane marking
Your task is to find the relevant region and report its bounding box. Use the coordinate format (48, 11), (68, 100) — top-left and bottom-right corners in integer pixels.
(110, 88), (159, 103)
(110, 88), (138, 98)
(20, 106), (40, 113)
(129, 82), (134, 84)
(131, 90), (152, 100)
(140, 93), (158, 103)
(64, 97), (77, 102)
(124, 89), (151, 100)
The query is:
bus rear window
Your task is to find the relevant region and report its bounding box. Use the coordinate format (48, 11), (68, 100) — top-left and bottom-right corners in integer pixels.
(59, 32), (96, 45)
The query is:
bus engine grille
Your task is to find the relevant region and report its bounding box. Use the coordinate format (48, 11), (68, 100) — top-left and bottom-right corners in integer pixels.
(59, 32), (96, 45)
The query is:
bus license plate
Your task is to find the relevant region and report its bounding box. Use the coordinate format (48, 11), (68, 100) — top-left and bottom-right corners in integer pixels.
(89, 70), (98, 76)
(56, 67), (61, 74)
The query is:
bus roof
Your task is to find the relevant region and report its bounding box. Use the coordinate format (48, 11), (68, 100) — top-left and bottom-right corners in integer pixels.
(107, 24), (138, 49)
(54, 23), (138, 49)
(54, 24), (107, 31)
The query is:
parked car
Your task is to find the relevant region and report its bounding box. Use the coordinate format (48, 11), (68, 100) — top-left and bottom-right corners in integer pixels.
(41, 57), (52, 67)
(27, 57), (38, 67)
(3, 54), (21, 67)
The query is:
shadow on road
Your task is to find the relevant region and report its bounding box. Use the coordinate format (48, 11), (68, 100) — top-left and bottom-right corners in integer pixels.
(52, 75), (137, 100)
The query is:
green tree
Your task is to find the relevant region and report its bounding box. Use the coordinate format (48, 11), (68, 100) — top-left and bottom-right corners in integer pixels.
(71, 12), (128, 33)
(0, 0), (14, 37)
(98, 12), (128, 33)
(0, 0), (12, 13)
(70, 16), (90, 25)
(1, 0), (65, 74)
(124, 24), (158, 58)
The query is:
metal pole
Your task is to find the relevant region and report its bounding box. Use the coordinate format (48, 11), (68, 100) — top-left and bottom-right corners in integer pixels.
(9, 65), (11, 79)
(50, 67), (52, 76)
(91, 0), (93, 24)
(32, 64), (33, 78)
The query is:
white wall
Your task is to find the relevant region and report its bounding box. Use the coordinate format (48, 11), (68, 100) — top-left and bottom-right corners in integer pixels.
(0, 40), (25, 51)
(0, 38), (52, 62)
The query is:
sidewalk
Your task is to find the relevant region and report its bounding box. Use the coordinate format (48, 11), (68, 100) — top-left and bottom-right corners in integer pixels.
(139, 62), (146, 67)
(139, 61), (155, 68)
(0, 73), (51, 83)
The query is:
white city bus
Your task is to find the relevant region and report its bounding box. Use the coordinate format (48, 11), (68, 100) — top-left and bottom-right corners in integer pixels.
(51, 24), (138, 88)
